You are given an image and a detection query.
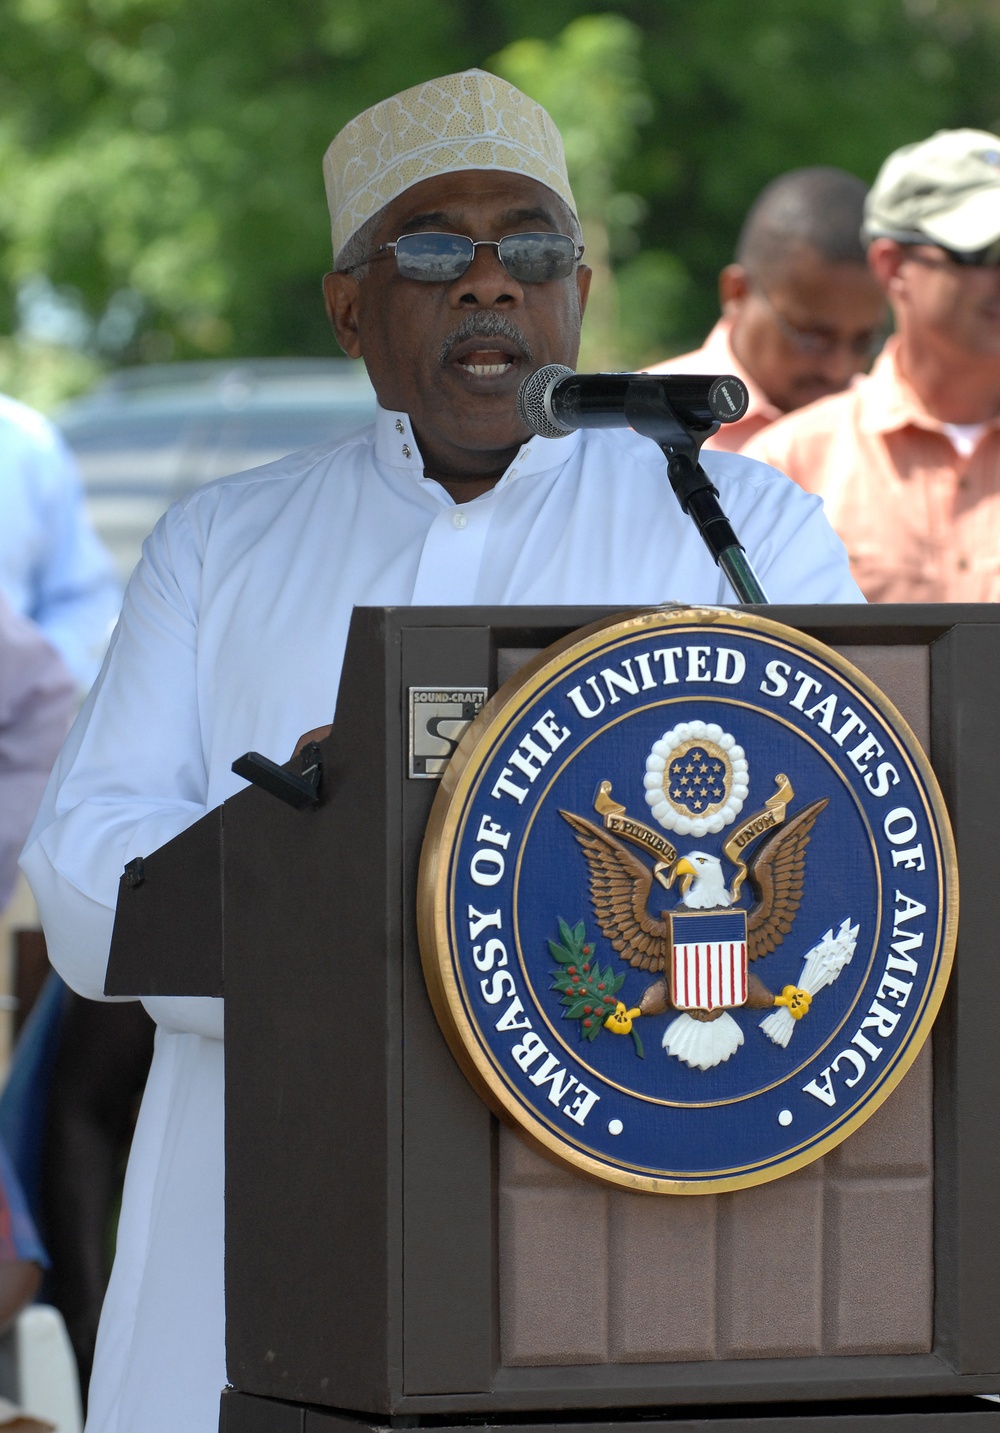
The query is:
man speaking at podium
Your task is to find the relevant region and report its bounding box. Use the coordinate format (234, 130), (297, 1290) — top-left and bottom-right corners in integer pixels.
(22, 71), (861, 1433)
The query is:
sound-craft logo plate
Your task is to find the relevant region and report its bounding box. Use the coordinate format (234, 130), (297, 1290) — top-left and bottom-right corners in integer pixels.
(417, 609), (957, 1194)
(409, 687), (488, 778)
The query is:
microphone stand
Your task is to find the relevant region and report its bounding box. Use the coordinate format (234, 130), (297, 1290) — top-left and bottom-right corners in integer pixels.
(624, 383), (769, 605)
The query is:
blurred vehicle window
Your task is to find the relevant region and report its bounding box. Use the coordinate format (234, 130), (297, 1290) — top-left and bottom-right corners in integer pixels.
(55, 358), (377, 584)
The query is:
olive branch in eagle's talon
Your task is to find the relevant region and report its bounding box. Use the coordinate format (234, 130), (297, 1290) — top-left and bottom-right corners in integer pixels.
(549, 918), (644, 1057)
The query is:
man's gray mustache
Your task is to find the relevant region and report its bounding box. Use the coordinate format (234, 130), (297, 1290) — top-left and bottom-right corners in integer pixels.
(438, 313), (533, 366)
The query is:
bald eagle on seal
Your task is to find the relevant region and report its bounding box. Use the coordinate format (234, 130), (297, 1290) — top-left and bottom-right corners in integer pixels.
(560, 797), (828, 1069)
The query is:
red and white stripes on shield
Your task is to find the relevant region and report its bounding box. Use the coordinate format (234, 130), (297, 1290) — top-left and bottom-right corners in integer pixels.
(671, 940), (748, 1011)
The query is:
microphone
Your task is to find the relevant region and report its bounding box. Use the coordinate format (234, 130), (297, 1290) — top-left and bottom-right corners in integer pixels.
(516, 365), (750, 440)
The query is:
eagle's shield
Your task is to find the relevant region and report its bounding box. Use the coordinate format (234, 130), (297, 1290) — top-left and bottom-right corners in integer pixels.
(669, 910), (748, 1012)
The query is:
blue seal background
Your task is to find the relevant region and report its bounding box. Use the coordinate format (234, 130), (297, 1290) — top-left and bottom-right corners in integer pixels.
(446, 626), (949, 1184)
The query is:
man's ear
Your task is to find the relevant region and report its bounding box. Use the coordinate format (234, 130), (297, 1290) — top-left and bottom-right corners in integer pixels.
(866, 238), (905, 297)
(575, 262), (593, 319)
(323, 271), (363, 359)
(718, 263), (750, 316)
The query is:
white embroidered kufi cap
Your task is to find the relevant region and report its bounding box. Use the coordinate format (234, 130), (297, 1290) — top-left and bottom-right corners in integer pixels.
(323, 68), (578, 261)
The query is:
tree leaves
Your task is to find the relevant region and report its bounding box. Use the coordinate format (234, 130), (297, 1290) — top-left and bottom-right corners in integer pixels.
(3, 0), (1000, 397)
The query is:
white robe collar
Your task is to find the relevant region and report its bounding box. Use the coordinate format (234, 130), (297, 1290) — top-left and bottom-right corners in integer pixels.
(373, 401), (583, 498)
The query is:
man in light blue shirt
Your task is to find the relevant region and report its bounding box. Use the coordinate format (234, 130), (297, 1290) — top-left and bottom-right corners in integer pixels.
(0, 392), (121, 690)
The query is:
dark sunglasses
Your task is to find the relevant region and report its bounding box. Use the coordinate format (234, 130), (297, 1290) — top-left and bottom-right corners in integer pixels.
(342, 231), (584, 284)
(901, 237), (1000, 268)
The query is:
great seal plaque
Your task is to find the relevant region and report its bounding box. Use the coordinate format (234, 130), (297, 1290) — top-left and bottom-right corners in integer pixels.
(417, 608), (957, 1194)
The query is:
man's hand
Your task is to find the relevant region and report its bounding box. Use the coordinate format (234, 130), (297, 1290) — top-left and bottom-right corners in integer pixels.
(292, 725), (332, 759)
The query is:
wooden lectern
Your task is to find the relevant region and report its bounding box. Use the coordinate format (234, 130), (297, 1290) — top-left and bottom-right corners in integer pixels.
(106, 604), (1000, 1433)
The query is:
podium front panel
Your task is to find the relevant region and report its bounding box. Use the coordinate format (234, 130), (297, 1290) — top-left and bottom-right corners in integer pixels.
(222, 604), (991, 1410)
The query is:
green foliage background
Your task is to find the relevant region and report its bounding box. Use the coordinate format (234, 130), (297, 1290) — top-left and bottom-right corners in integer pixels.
(2, 0), (999, 402)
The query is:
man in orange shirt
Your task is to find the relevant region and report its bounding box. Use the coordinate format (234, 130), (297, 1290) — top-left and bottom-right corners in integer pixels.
(645, 167), (886, 451)
(745, 130), (1000, 602)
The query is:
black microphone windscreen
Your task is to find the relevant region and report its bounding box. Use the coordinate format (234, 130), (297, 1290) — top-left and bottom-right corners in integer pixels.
(516, 364), (575, 439)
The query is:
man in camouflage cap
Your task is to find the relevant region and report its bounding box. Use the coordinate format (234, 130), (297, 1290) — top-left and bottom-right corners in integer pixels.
(746, 129), (1000, 602)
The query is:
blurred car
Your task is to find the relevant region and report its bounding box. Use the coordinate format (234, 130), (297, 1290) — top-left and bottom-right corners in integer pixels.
(55, 358), (377, 583)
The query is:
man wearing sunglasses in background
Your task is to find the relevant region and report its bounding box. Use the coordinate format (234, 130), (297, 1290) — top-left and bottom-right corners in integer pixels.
(644, 167), (887, 452)
(21, 71), (860, 1433)
(745, 130), (1000, 602)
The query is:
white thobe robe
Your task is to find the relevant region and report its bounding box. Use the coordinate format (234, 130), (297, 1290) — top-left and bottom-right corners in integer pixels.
(21, 406), (862, 1433)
